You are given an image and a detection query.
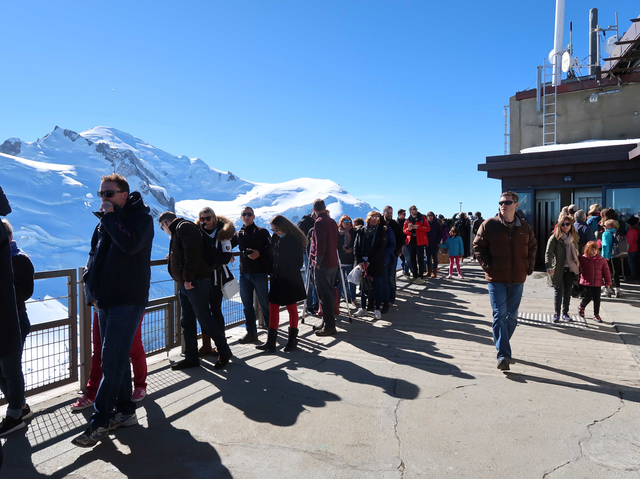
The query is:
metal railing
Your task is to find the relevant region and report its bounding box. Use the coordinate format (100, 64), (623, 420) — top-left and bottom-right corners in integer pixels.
(1, 257), (247, 404)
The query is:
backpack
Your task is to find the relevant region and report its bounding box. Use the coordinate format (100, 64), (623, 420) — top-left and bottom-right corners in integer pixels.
(175, 220), (220, 270)
(611, 231), (628, 259)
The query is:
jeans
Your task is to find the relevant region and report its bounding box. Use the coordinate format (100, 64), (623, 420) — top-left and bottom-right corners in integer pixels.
(361, 276), (384, 310)
(86, 310), (146, 401)
(0, 311), (30, 418)
(179, 278), (231, 362)
(384, 261), (397, 303)
(315, 266), (338, 329)
(337, 264), (356, 302)
(408, 240), (425, 277)
(628, 251), (637, 278)
(402, 245), (413, 275)
(91, 304), (145, 428)
(487, 282), (524, 362)
(425, 244), (439, 270)
(553, 269), (575, 315)
(239, 273), (270, 336)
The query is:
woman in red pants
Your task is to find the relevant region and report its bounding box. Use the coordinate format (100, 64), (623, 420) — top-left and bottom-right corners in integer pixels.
(70, 310), (147, 410)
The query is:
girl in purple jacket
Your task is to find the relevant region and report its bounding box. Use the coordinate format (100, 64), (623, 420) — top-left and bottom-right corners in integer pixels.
(578, 241), (612, 323)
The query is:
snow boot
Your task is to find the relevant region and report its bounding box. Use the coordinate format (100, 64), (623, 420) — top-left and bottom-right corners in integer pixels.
(283, 327), (299, 352)
(256, 328), (278, 353)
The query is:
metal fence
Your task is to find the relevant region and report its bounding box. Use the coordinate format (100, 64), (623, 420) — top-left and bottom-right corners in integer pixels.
(1, 257), (247, 405)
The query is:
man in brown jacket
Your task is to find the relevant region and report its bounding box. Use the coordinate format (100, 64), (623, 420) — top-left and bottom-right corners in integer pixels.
(473, 192), (537, 371)
(159, 211), (232, 370)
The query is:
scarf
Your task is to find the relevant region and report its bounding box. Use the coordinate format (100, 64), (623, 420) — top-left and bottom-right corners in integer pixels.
(562, 233), (580, 275)
(339, 224), (352, 247)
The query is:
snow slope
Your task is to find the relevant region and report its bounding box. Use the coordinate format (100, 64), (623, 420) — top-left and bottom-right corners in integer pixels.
(0, 126), (374, 299)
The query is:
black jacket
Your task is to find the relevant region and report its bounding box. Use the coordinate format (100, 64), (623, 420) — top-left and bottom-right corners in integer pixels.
(338, 228), (355, 265)
(0, 185), (21, 358)
(11, 245), (34, 313)
(269, 234), (306, 305)
(387, 219), (404, 257)
(232, 223), (272, 274)
(84, 192), (154, 308)
(297, 214), (315, 236)
(354, 224), (386, 277)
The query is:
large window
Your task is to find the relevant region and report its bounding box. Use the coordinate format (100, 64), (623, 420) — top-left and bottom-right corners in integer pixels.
(513, 190), (533, 224)
(605, 187), (640, 218)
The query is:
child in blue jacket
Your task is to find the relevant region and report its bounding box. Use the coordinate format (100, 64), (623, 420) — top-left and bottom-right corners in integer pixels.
(441, 226), (464, 279)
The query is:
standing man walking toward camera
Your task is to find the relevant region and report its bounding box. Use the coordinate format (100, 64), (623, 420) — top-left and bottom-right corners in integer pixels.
(311, 199), (339, 336)
(473, 192), (537, 371)
(232, 206), (271, 343)
(73, 174), (154, 448)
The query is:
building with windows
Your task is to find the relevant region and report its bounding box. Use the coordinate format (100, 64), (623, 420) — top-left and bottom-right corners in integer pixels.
(479, 12), (640, 267)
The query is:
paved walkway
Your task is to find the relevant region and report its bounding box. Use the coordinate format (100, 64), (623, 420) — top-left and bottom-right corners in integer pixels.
(3, 261), (640, 478)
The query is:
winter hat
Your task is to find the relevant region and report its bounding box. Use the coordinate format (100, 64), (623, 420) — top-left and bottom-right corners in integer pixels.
(628, 215), (639, 226)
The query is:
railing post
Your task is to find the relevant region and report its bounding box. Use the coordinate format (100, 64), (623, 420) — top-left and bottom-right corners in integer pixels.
(77, 267), (92, 392)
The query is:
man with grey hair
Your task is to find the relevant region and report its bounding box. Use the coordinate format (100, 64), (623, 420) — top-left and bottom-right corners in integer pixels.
(574, 209), (596, 254)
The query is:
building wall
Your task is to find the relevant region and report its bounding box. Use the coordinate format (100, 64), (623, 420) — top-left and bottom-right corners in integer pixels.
(511, 82), (640, 152)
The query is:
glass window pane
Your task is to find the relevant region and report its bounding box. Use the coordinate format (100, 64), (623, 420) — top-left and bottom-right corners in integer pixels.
(605, 188), (640, 218)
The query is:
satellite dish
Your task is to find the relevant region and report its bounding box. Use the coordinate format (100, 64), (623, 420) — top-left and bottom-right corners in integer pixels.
(562, 51), (571, 72)
(603, 35), (619, 55)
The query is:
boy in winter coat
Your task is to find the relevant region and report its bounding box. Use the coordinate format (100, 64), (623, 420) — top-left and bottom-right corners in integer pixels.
(578, 241), (612, 323)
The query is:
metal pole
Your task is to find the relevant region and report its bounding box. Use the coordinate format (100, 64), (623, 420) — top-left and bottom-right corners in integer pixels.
(553, 0), (565, 87)
(337, 254), (352, 322)
(589, 8), (599, 75)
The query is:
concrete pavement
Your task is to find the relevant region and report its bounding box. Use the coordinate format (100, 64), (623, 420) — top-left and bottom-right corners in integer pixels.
(2, 261), (640, 478)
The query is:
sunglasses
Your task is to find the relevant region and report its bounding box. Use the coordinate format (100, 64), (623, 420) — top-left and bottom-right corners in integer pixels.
(199, 216), (213, 222)
(342, 220), (352, 224)
(271, 227), (279, 232)
(499, 200), (514, 206)
(241, 212), (253, 217)
(561, 222), (572, 227)
(97, 190), (124, 198)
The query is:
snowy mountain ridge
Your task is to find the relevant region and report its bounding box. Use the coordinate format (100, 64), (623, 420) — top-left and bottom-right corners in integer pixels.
(0, 126), (374, 276)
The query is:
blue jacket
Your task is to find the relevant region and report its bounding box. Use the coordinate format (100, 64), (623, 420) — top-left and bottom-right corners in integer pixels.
(443, 235), (464, 257)
(601, 228), (616, 259)
(586, 215), (600, 233)
(84, 192), (154, 309)
(574, 220), (596, 250)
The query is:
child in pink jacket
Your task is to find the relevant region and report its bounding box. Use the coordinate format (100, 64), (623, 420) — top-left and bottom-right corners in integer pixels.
(578, 241), (612, 323)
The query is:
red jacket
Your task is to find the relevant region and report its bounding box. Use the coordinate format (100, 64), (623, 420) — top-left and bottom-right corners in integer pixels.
(579, 254), (611, 287)
(403, 213), (431, 246)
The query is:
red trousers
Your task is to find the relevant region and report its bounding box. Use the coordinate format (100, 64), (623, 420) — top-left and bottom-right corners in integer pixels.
(85, 310), (147, 401)
(269, 303), (299, 329)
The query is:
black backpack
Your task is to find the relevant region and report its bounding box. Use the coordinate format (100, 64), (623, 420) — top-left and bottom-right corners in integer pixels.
(175, 220), (220, 270)
(611, 231), (628, 259)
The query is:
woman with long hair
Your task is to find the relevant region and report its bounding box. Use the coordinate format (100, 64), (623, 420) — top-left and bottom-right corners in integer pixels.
(256, 215), (307, 352)
(545, 212), (580, 323)
(337, 215), (356, 306)
(195, 206), (235, 365)
(353, 211), (387, 319)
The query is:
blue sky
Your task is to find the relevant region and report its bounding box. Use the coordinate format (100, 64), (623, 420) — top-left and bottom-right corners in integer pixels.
(2, 1), (638, 218)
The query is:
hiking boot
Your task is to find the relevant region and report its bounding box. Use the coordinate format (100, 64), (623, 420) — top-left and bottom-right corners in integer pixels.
(71, 395), (95, 411)
(0, 415), (25, 438)
(432, 267), (438, 278)
(497, 358), (510, 371)
(108, 412), (138, 431)
(72, 425), (109, 447)
(315, 327), (337, 337)
(131, 387), (147, 403)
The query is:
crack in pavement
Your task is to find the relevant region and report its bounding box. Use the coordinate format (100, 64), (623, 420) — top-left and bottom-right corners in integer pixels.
(542, 460), (572, 478)
(393, 379), (406, 479)
(433, 383), (477, 399)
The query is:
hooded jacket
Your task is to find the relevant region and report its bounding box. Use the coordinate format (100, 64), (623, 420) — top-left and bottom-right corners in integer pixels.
(579, 254), (611, 287)
(201, 216), (236, 286)
(84, 191), (154, 309)
(473, 213), (537, 284)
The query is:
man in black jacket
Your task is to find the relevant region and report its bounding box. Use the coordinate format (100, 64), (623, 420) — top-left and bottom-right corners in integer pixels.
(232, 206), (271, 343)
(0, 217), (34, 439)
(73, 174), (154, 448)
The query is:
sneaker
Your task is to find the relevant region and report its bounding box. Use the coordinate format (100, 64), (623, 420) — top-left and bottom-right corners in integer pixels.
(615, 288), (623, 298)
(374, 310), (382, 320)
(21, 404), (33, 420)
(562, 314), (573, 322)
(315, 327), (337, 337)
(578, 305), (585, 319)
(447, 274), (453, 279)
(72, 425), (109, 448)
(594, 314), (603, 323)
(552, 313), (560, 323)
(131, 387), (146, 403)
(71, 395), (95, 411)
(0, 415), (26, 438)
(108, 412), (138, 430)
(414, 278), (424, 284)
(497, 358), (510, 371)
(353, 308), (367, 317)
(457, 274), (464, 279)
(171, 358), (200, 370)
(605, 288), (613, 298)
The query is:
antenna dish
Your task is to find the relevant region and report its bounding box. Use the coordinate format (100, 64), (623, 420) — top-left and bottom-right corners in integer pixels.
(561, 51), (571, 72)
(603, 35), (619, 55)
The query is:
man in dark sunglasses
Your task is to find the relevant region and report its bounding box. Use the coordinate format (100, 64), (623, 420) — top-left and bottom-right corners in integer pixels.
(473, 191), (537, 372)
(73, 174), (154, 448)
(231, 206), (272, 343)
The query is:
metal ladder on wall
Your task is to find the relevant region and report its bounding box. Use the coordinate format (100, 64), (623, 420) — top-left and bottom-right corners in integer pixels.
(542, 57), (557, 145)
(503, 105), (510, 154)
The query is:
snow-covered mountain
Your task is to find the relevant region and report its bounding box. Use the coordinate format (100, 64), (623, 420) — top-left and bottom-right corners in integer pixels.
(0, 126), (374, 277)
